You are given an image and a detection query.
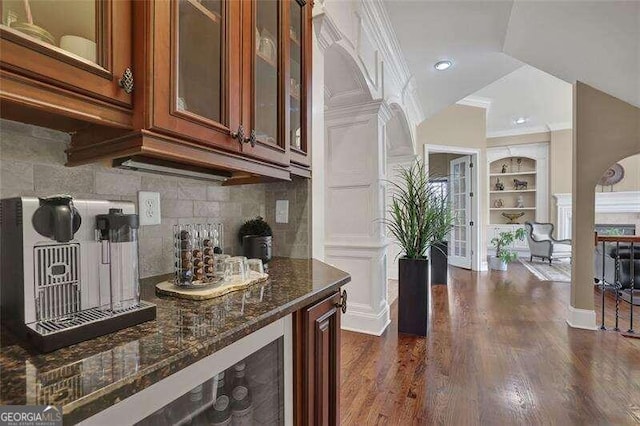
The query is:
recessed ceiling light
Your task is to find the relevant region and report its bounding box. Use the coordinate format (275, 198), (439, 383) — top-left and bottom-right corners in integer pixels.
(434, 60), (452, 71)
(514, 117), (528, 125)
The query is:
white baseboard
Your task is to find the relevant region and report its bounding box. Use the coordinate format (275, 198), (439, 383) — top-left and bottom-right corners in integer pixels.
(341, 302), (390, 336)
(478, 261), (489, 272)
(566, 305), (598, 330)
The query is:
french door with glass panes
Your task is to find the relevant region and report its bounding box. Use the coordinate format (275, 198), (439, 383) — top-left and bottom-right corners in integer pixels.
(449, 156), (473, 269)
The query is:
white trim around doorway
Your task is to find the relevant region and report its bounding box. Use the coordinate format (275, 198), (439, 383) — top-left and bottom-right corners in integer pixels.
(424, 144), (484, 271)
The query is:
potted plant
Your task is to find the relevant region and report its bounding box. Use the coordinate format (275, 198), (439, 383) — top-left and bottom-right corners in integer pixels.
(430, 191), (455, 285)
(384, 161), (438, 336)
(489, 228), (526, 271)
(238, 217), (273, 266)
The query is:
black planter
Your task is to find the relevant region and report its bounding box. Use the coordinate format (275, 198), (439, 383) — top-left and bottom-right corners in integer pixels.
(398, 257), (429, 336)
(430, 241), (448, 285)
(242, 235), (272, 266)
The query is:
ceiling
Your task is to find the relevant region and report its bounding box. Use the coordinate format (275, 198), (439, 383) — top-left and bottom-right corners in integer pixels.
(465, 65), (572, 137)
(384, 0), (640, 124)
(384, 0), (522, 119)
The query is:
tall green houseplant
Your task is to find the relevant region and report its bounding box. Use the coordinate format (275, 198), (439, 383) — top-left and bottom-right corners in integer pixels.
(384, 161), (440, 336)
(385, 161), (439, 259)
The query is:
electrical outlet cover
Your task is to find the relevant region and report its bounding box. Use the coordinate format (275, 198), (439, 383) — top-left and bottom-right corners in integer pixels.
(138, 191), (161, 226)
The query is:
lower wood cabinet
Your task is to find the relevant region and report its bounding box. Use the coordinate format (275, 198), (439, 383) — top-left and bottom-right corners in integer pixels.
(294, 290), (343, 426)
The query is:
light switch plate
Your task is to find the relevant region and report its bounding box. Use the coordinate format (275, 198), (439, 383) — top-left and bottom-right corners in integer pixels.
(275, 199), (289, 224)
(138, 191), (161, 226)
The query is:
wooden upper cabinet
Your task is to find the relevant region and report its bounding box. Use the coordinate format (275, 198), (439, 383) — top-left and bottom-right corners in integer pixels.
(1, 0), (311, 180)
(148, 0), (241, 153)
(0, 0), (133, 117)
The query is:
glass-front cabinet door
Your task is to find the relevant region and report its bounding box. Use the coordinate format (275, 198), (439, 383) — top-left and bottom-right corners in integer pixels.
(151, 0), (241, 152)
(288, 0), (311, 169)
(240, 0), (289, 166)
(0, 0), (132, 106)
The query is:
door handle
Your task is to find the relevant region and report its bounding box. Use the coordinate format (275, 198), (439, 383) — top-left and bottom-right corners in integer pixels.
(118, 67), (134, 94)
(231, 125), (246, 143)
(335, 289), (347, 314)
(245, 129), (256, 147)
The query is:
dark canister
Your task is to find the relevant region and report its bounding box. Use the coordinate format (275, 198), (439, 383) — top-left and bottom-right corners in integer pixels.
(242, 235), (272, 266)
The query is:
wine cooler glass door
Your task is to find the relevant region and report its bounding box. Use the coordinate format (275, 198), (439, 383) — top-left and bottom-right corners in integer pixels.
(136, 338), (286, 426)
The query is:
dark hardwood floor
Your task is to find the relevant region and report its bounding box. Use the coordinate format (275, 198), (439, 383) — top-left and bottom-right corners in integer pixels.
(340, 263), (640, 425)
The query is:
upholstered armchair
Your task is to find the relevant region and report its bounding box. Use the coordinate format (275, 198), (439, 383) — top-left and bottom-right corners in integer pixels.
(524, 222), (572, 263)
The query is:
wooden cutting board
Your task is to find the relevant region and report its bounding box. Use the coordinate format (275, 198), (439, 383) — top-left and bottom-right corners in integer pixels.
(155, 272), (269, 300)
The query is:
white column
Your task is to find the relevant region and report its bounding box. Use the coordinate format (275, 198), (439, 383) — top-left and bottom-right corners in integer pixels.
(311, 15), (326, 261)
(325, 100), (392, 335)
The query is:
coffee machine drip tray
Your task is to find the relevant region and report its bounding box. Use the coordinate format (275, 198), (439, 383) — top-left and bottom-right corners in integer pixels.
(25, 301), (156, 353)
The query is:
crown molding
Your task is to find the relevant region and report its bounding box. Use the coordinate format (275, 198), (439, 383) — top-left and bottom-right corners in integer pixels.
(486, 125), (550, 139)
(487, 121), (573, 138)
(325, 99), (393, 123)
(457, 96), (492, 109)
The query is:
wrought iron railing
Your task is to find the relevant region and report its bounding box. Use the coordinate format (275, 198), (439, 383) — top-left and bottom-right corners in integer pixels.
(594, 234), (639, 335)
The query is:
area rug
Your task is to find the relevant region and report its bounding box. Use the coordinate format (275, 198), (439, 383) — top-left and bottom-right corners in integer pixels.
(519, 258), (571, 282)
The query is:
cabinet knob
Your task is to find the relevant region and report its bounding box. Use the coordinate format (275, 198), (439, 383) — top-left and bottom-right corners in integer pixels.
(245, 129), (256, 148)
(231, 125), (246, 144)
(118, 67), (134, 94)
(335, 289), (347, 314)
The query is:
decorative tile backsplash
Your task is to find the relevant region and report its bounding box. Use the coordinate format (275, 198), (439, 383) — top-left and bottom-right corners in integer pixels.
(0, 119), (310, 278)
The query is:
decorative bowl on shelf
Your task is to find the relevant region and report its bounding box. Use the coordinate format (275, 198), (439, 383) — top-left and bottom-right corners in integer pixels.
(502, 212), (525, 224)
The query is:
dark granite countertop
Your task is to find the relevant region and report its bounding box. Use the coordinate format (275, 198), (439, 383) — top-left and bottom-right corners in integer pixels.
(0, 258), (350, 424)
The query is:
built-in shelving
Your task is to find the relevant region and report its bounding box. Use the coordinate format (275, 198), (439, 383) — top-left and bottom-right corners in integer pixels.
(489, 171), (536, 177)
(488, 154), (540, 226)
(489, 189), (536, 194)
(489, 207), (536, 211)
(486, 143), (549, 257)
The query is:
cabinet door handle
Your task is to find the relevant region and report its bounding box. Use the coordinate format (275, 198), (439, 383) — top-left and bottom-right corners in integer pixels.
(245, 129), (256, 147)
(118, 67), (134, 94)
(231, 125), (246, 145)
(335, 289), (347, 314)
